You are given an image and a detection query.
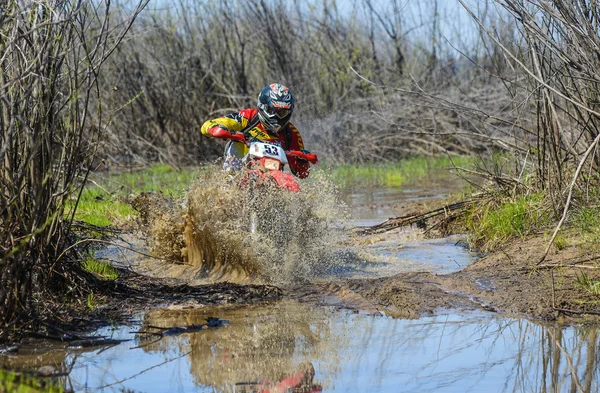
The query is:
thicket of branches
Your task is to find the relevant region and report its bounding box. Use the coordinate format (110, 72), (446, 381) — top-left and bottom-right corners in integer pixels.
(507, 0), (600, 190)
(0, 0), (146, 339)
(97, 0), (516, 165)
(453, 0), (600, 256)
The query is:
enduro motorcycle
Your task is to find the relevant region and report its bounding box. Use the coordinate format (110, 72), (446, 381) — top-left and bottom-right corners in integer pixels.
(221, 132), (317, 190)
(222, 133), (318, 236)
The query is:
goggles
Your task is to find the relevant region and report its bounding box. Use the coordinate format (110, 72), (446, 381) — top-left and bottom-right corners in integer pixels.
(264, 105), (291, 119)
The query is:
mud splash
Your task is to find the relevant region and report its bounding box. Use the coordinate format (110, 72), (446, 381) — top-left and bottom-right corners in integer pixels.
(139, 169), (349, 284)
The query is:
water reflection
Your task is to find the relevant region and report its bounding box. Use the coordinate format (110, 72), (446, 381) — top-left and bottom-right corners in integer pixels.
(17, 304), (590, 392)
(135, 301), (339, 392)
(333, 315), (600, 393)
(340, 174), (467, 227)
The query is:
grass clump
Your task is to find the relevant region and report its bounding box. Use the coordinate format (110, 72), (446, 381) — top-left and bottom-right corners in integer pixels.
(0, 369), (64, 393)
(552, 233), (569, 251)
(82, 255), (119, 281)
(464, 193), (550, 251)
(328, 156), (476, 188)
(572, 206), (600, 242)
(576, 272), (600, 296)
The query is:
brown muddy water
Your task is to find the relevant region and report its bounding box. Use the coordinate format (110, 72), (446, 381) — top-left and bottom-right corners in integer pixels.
(3, 172), (600, 392)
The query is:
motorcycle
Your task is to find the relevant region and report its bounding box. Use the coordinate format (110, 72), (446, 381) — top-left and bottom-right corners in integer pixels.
(220, 132), (318, 237)
(221, 132), (318, 190)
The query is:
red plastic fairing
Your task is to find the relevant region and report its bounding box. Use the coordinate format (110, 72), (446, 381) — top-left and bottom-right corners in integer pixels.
(258, 370), (323, 393)
(240, 169), (300, 192)
(266, 170), (300, 192)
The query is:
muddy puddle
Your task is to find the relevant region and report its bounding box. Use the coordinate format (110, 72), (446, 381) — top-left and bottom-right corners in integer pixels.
(339, 173), (477, 278)
(101, 172), (475, 282)
(341, 170), (467, 227)
(3, 302), (599, 392)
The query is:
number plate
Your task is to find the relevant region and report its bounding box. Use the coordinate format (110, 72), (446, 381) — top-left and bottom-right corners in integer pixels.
(248, 142), (288, 165)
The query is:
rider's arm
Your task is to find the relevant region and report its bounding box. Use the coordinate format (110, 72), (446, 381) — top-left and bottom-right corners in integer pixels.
(200, 112), (248, 139)
(287, 124), (311, 179)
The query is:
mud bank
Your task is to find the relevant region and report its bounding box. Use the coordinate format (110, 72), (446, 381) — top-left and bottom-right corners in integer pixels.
(75, 266), (283, 330)
(342, 227), (600, 323)
(101, 231), (596, 326)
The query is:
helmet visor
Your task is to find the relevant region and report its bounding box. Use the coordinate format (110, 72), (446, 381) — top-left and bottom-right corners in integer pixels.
(264, 106), (291, 119)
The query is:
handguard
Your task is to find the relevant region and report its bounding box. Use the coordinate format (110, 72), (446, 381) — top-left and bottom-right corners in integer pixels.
(286, 150), (318, 164)
(208, 126), (246, 144)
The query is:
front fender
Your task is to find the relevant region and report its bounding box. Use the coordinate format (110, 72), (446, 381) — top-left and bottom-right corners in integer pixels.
(265, 171), (300, 192)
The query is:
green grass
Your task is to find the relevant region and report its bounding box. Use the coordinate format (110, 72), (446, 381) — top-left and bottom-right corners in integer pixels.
(465, 193), (550, 251)
(87, 293), (98, 311)
(0, 369), (63, 393)
(71, 164), (207, 227)
(576, 272), (600, 295)
(552, 233), (569, 251)
(106, 164), (206, 196)
(572, 206), (600, 241)
(327, 156), (476, 188)
(82, 255), (119, 281)
(69, 187), (135, 227)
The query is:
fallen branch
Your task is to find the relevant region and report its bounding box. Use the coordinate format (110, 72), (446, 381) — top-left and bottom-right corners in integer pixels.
(355, 199), (475, 236)
(132, 318), (229, 349)
(533, 264), (600, 270)
(553, 308), (600, 316)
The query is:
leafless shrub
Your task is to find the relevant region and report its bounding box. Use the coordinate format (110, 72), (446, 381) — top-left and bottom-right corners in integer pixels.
(453, 0), (600, 260)
(0, 0), (146, 339)
(298, 73), (532, 165)
(97, 0), (485, 165)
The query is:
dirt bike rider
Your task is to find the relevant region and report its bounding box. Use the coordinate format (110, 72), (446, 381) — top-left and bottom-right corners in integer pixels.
(200, 83), (312, 178)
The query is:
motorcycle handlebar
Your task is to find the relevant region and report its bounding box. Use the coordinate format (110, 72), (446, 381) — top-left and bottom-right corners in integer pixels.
(217, 130), (318, 164)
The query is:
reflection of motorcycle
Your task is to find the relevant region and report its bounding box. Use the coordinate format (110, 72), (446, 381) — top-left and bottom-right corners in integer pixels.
(234, 362), (323, 393)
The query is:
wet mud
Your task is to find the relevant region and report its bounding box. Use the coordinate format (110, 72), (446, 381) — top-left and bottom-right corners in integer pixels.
(128, 168), (600, 323)
(333, 225), (600, 323)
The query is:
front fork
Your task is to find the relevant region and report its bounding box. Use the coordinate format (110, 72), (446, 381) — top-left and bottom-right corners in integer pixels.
(249, 210), (258, 234)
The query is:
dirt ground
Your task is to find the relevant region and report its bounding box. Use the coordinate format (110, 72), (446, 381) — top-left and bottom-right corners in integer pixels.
(85, 195), (600, 330)
(101, 228), (600, 327)
(334, 226), (600, 324)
